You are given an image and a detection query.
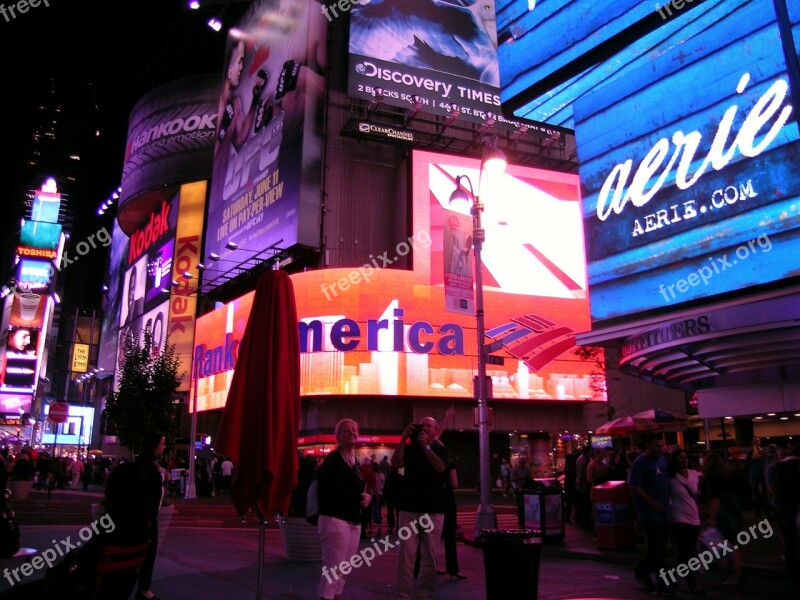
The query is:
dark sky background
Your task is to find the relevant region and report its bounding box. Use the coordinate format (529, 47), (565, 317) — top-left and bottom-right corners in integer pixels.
(0, 0), (235, 309)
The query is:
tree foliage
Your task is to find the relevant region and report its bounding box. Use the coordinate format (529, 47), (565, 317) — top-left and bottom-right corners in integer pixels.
(103, 325), (184, 456)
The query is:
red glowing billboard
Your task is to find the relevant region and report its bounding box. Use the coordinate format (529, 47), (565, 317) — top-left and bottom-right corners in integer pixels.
(191, 151), (601, 410)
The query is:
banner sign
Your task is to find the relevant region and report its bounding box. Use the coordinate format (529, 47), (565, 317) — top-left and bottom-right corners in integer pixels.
(205, 0), (326, 277)
(442, 209), (473, 315)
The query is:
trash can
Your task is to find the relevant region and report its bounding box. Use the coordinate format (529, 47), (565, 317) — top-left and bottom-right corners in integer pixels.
(518, 478), (565, 542)
(591, 480), (635, 549)
(480, 529), (542, 600)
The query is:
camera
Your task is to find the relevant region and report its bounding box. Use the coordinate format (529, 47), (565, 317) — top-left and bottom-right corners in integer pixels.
(409, 424), (424, 441)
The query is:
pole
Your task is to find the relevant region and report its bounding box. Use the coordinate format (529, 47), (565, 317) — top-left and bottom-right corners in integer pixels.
(472, 190), (497, 538)
(185, 360), (198, 499)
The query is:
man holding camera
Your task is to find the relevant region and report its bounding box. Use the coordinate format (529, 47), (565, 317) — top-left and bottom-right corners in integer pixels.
(391, 417), (447, 600)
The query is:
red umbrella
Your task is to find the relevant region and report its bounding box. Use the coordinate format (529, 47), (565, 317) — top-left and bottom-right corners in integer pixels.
(216, 269), (301, 518)
(215, 270), (300, 598)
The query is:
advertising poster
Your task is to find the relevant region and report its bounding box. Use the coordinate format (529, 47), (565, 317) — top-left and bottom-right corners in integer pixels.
(19, 221), (61, 250)
(2, 328), (39, 391)
(191, 291), (255, 412)
(348, 0), (539, 130)
(206, 0), (326, 273)
(117, 300), (171, 375)
(442, 209), (473, 315)
(0, 393), (32, 415)
(15, 258), (54, 293)
(30, 190), (62, 223)
(120, 255), (147, 328)
(120, 75), (219, 204)
(97, 221), (129, 374)
(192, 151), (600, 405)
(9, 292), (46, 328)
(168, 181), (207, 392)
(572, 0), (800, 323)
(144, 239), (174, 306)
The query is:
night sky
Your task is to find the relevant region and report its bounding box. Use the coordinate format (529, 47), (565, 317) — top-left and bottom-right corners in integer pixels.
(0, 0), (232, 308)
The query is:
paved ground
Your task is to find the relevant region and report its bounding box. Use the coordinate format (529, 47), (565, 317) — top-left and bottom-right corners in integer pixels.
(0, 486), (796, 599)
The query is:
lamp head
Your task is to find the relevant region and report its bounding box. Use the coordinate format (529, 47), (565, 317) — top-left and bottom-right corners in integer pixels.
(449, 176), (473, 213)
(482, 144), (507, 176)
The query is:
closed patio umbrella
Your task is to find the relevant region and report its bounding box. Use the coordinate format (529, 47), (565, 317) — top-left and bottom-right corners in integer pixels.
(215, 269), (301, 598)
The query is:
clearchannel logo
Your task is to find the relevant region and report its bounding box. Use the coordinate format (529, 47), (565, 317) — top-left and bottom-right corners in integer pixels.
(358, 122), (414, 142)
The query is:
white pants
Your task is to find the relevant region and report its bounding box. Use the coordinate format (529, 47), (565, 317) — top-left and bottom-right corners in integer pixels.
(317, 515), (361, 599)
(396, 511), (445, 600)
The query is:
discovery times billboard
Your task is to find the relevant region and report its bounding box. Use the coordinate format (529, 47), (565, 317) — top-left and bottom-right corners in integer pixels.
(496, 0), (800, 324)
(347, 0), (552, 133)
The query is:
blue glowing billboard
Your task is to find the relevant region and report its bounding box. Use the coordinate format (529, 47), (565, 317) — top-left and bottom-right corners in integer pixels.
(576, 0), (800, 323)
(19, 221), (61, 250)
(497, 0), (800, 323)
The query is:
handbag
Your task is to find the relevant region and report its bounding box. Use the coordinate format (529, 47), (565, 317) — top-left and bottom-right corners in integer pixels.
(306, 479), (319, 526)
(0, 507), (20, 558)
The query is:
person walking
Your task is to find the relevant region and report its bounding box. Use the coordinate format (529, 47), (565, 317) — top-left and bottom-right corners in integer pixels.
(668, 449), (704, 595)
(391, 418), (447, 600)
(359, 456), (377, 538)
(703, 450), (746, 586)
(135, 430), (167, 600)
(316, 418), (371, 600)
(628, 434), (672, 596)
(69, 457), (84, 490)
(574, 446), (593, 530)
(383, 465), (403, 535)
(773, 441), (800, 584)
(499, 458), (512, 496)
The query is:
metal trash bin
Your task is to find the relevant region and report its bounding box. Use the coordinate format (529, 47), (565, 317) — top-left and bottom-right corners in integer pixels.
(591, 480), (635, 549)
(480, 529), (541, 600)
(518, 478), (565, 542)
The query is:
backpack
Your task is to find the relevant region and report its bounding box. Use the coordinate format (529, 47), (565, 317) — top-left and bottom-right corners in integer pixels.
(305, 479), (319, 526)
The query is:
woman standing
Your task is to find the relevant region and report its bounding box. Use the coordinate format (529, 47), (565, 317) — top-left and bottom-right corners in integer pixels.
(317, 419), (371, 600)
(669, 450), (704, 595)
(135, 431), (167, 600)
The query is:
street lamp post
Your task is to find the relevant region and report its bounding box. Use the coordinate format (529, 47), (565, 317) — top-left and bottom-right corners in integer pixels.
(450, 143), (507, 538)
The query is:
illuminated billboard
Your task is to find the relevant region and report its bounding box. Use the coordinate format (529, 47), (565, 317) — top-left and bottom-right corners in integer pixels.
(205, 0), (326, 274)
(495, 0), (709, 126)
(348, 0), (539, 130)
(31, 190), (62, 224)
(121, 75), (219, 205)
(0, 393), (32, 415)
(15, 258), (54, 293)
(9, 292), (46, 328)
(19, 221), (61, 250)
(192, 151), (601, 410)
(569, 0), (800, 323)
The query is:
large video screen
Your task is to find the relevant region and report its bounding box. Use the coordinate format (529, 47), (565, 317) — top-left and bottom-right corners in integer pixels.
(192, 150), (603, 408)
(19, 221), (61, 250)
(574, 0), (800, 323)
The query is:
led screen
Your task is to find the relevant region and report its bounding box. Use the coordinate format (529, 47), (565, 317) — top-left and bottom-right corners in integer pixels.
(31, 191), (62, 224)
(145, 239), (174, 306)
(15, 258), (54, 293)
(1, 328), (40, 391)
(19, 221), (61, 250)
(205, 0), (326, 275)
(0, 393), (32, 415)
(575, 0), (800, 323)
(495, 0), (709, 127)
(192, 151), (603, 409)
